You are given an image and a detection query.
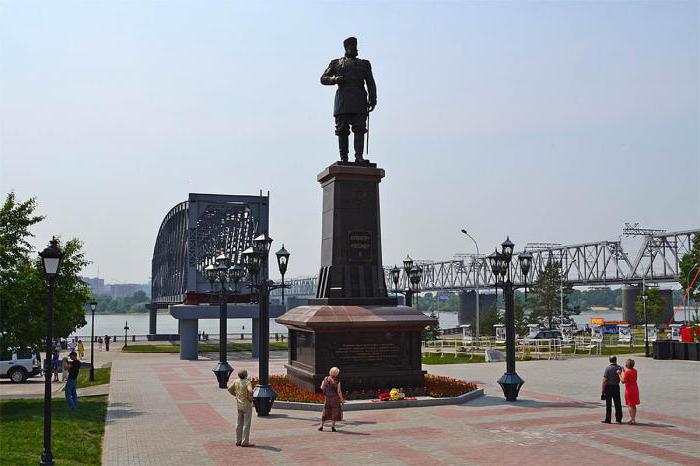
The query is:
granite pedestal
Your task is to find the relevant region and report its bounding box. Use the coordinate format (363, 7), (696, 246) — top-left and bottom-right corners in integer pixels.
(277, 163), (435, 391)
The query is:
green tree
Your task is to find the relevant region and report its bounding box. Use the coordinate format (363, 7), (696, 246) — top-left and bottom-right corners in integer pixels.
(513, 296), (528, 337)
(528, 262), (575, 329)
(478, 305), (502, 337)
(421, 310), (441, 342)
(635, 287), (664, 325)
(679, 235), (700, 302)
(0, 193), (91, 348)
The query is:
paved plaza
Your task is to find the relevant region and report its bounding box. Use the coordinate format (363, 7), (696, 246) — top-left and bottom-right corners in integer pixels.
(102, 352), (699, 465)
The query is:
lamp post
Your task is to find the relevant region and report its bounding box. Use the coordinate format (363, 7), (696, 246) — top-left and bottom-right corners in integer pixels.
(489, 237), (527, 402)
(243, 233), (290, 416)
(207, 253), (244, 389)
(123, 321), (129, 348)
(461, 229), (481, 344)
(685, 263), (699, 323)
(39, 237), (64, 466)
(642, 277), (649, 357)
(275, 244), (290, 305)
(89, 301), (97, 382)
(519, 251), (532, 303)
(390, 256), (423, 307)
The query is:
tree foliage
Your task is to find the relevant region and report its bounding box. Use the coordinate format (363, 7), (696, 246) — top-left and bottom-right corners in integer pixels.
(679, 235), (700, 302)
(92, 290), (149, 313)
(634, 287), (664, 325)
(421, 310), (441, 342)
(528, 262), (576, 329)
(0, 193), (91, 349)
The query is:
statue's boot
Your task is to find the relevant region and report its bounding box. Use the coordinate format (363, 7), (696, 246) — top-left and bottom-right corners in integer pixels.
(353, 132), (368, 164)
(338, 134), (349, 162)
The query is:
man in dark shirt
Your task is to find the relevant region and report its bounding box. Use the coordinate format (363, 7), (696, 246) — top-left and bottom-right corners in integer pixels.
(65, 351), (81, 410)
(601, 355), (623, 423)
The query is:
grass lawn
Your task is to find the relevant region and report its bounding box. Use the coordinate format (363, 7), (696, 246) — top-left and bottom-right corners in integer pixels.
(122, 341), (288, 353)
(0, 396), (107, 465)
(422, 353), (486, 364)
(76, 367), (111, 389)
(563, 346), (646, 356)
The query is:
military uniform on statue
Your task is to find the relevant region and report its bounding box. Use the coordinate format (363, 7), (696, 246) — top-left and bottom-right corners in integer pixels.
(320, 37), (376, 164)
(277, 37), (434, 393)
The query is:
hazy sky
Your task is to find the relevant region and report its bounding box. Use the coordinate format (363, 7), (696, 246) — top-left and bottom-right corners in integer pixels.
(1, 1), (698, 283)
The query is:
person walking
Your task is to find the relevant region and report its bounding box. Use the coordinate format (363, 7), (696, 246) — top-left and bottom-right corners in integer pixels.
(227, 369), (254, 447)
(61, 356), (70, 382)
(77, 339), (85, 358)
(65, 352), (81, 410)
(51, 350), (60, 382)
(104, 334), (110, 352)
(318, 367), (343, 432)
(601, 356), (624, 424)
(618, 359), (640, 424)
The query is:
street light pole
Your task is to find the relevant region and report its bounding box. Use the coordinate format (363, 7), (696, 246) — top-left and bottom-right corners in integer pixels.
(123, 321), (129, 348)
(685, 263), (699, 323)
(642, 277), (649, 357)
(490, 237), (525, 402)
(461, 229), (481, 344)
(39, 237), (63, 466)
(208, 254), (237, 389)
(243, 233), (290, 416)
(89, 301), (97, 382)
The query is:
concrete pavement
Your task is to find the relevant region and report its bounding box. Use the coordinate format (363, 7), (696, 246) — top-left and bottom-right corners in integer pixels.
(101, 352), (700, 465)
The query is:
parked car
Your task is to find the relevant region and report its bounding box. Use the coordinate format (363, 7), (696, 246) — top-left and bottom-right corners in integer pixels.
(529, 330), (563, 340)
(0, 346), (42, 383)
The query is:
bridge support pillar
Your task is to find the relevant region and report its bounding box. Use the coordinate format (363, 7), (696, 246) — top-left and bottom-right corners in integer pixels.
(148, 304), (157, 335)
(179, 319), (199, 360)
(251, 318), (260, 358)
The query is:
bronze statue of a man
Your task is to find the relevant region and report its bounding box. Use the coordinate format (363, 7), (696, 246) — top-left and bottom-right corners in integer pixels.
(321, 37), (376, 164)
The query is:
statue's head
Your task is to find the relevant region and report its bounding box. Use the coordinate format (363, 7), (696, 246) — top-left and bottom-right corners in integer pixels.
(343, 37), (358, 58)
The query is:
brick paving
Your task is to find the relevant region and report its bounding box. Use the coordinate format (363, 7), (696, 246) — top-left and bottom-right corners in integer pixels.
(102, 352), (700, 465)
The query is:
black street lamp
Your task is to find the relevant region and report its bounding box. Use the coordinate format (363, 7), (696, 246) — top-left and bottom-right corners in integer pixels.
(243, 233), (290, 416)
(642, 279), (650, 357)
(123, 321), (129, 348)
(39, 237), (64, 466)
(207, 253), (243, 389)
(275, 244), (290, 305)
(89, 301), (97, 382)
(518, 251), (533, 302)
(390, 255), (422, 307)
(489, 237), (526, 402)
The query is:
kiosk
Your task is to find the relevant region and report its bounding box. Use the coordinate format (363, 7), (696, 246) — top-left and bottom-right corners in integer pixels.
(460, 324), (473, 343)
(618, 324), (632, 345)
(645, 324), (658, 342)
(670, 324), (682, 341)
(494, 324), (506, 344)
(560, 324), (574, 343)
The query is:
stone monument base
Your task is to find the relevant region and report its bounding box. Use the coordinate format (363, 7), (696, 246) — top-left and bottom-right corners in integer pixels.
(276, 304), (435, 392)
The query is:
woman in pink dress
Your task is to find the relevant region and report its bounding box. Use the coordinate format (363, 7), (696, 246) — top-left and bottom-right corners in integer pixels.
(318, 367), (343, 432)
(618, 359), (640, 424)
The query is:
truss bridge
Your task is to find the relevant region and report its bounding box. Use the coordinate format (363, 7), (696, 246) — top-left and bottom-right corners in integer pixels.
(277, 228), (698, 297)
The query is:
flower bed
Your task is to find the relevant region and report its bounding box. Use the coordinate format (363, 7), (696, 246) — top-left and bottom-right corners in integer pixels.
(251, 374), (477, 403)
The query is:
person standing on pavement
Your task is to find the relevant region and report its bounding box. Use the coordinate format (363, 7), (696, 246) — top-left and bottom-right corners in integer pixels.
(77, 339), (85, 358)
(51, 350), (60, 382)
(104, 334), (110, 352)
(601, 356), (623, 424)
(618, 359), (640, 424)
(227, 369), (254, 447)
(318, 366), (343, 432)
(65, 351), (81, 410)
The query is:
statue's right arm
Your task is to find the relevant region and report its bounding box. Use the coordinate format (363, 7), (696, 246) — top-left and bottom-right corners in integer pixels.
(320, 61), (338, 85)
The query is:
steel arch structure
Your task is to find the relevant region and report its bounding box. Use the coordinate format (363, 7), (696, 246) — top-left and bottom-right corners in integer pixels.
(278, 229), (699, 297)
(151, 193), (269, 305)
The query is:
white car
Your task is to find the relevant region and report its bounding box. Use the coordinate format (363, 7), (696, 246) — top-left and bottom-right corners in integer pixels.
(0, 346), (42, 383)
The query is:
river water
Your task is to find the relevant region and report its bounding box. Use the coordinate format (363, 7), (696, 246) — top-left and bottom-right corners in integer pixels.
(72, 310), (629, 338)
